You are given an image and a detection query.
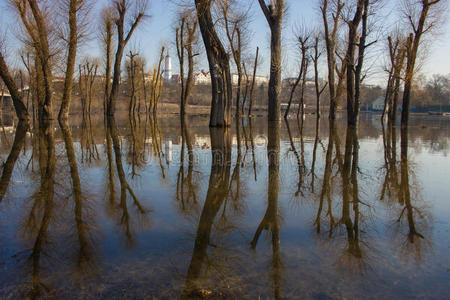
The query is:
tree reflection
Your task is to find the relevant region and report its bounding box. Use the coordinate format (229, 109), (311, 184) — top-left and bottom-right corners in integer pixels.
(60, 120), (96, 273)
(251, 121), (281, 300)
(0, 121), (29, 202)
(396, 126), (429, 261)
(379, 124), (430, 261)
(340, 125), (363, 260)
(176, 116), (198, 213)
(285, 119), (306, 199)
(315, 120), (337, 235)
(106, 117), (150, 246)
(24, 120), (56, 299)
(182, 127), (232, 299)
(80, 114), (100, 164)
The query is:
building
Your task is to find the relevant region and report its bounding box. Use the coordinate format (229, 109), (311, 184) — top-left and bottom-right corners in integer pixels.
(283, 77), (316, 86)
(372, 96), (385, 111)
(163, 53), (172, 81)
(231, 74), (269, 86)
(193, 70), (211, 85)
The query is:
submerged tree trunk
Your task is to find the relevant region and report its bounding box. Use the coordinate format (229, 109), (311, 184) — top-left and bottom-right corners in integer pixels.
(258, 0), (285, 122)
(0, 51), (30, 121)
(248, 47), (259, 118)
(321, 0), (344, 121)
(195, 0), (232, 127)
(59, 0), (80, 120)
(401, 0), (441, 129)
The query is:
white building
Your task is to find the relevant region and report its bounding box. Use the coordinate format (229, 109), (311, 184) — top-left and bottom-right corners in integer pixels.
(193, 70), (211, 85)
(231, 74), (269, 86)
(163, 53), (172, 81)
(372, 96), (385, 111)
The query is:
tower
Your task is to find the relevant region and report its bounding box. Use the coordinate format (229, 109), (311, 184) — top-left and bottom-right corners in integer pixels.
(164, 53), (172, 81)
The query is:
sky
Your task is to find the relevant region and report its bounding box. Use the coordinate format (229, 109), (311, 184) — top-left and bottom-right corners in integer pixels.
(1, 0), (449, 86)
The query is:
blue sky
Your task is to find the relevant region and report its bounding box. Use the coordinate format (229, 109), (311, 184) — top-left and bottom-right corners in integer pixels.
(1, 0), (449, 86)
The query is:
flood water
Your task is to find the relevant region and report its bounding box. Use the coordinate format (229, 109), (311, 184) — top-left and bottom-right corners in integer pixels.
(0, 113), (449, 299)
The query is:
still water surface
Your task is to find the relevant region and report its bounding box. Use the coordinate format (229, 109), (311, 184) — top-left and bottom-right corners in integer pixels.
(0, 114), (449, 299)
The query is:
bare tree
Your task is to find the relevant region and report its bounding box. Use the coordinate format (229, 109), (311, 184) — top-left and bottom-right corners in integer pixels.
(0, 49), (30, 121)
(175, 10), (198, 117)
(311, 34), (328, 119)
(401, 0), (445, 129)
(343, 0), (365, 126)
(194, 0), (232, 127)
(219, 0), (249, 118)
(257, 0), (285, 122)
(382, 34), (407, 123)
(285, 25), (311, 119)
(107, 0), (148, 116)
(320, 0), (344, 120)
(58, 0), (90, 120)
(14, 0), (55, 120)
(247, 46), (259, 117)
(78, 59), (98, 116)
(100, 6), (116, 114)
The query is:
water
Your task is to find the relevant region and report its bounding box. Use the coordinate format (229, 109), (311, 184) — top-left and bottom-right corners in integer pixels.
(0, 113), (449, 299)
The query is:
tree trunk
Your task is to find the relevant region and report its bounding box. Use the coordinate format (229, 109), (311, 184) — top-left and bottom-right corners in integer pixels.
(195, 0), (232, 127)
(59, 0), (78, 120)
(0, 51), (30, 121)
(258, 0), (284, 122)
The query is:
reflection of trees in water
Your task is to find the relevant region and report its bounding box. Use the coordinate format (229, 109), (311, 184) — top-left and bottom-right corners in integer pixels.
(251, 122), (282, 300)
(60, 120), (96, 274)
(21, 120), (56, 299)
(0, 121), (28, 202)
(80, 115), (100, 164)
(182, 127), (233, 299)
(126, 114), (147, 178)
(312, 121), (372, 272)
(176, 116), (198, 213)
(379, 123), (431, 262)
(285, 119), (306, 200)
(105, 117), (151, 246)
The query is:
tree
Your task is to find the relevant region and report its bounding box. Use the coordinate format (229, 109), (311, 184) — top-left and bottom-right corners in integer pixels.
(0, 49), (30, 121)
(59, 0), (90, 120)
(175, 10), (198, 117)
(107, 0), (147, 116)
(194, 0), (232, 127)
(401, 0), (444, 128)
(219, 0), (249, 118)
(382, 34), (407, 123)
(14, 0), (55, 120)
(320, 0), (345, 120)
(257, 0), (285, 122)
(311, 34), (328, 119)
(285, 25), (311, 119)
(100, 6), (116, 114)
(343, 0), (365, 126)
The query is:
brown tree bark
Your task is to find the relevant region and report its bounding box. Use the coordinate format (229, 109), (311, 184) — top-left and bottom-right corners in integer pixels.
(0, 51), (30, 121)
(320, 0), (344, 120)
(59, 0), (81, 120)
(17, 0), (55, 120)
(247, 47), (259, 117)
(401, 0), (442, 129)
(258, 0), (285, 122)
(107, 0), (145, 116)
(344, 0), (365, 126)
(195, 0), (232, 127)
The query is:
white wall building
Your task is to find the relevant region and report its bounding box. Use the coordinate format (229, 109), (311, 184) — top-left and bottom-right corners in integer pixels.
(163, 53), (172, 81)
(231, 74), (269, 86)
(193, 70), (211, 85)
(372, 96), (385, 111)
